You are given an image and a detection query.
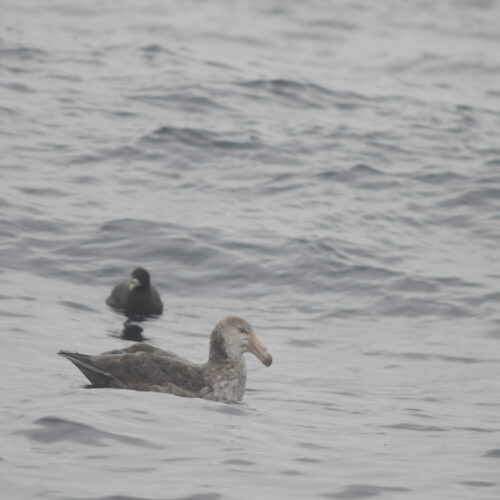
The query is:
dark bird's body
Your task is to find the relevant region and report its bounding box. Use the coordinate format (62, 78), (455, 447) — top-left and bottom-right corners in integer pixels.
(59, 317), (272, 403)
(106, 267), (163, 316)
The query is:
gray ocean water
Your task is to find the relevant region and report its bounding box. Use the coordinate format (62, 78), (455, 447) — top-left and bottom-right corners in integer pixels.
(2, 1), (500, 499)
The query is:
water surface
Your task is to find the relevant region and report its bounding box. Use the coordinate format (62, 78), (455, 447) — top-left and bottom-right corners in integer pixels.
(2, 1), (500, 499)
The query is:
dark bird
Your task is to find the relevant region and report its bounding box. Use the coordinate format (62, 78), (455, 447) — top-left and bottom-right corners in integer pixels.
(106, 267), (163, 317)
(59, 317), (272, 403)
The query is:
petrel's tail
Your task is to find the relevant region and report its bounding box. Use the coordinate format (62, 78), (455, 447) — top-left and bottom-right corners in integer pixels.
(58, 351), (116, 388)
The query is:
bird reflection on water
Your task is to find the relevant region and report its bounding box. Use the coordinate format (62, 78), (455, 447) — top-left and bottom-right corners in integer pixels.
(109, 313), (162, 342)
(120, 319), (146, 342)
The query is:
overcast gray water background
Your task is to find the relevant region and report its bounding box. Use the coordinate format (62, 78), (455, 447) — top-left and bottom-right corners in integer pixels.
(2, 1), (500, 499)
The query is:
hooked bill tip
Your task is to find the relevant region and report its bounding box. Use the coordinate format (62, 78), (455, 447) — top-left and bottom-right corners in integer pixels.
(263, 353), (273, 367)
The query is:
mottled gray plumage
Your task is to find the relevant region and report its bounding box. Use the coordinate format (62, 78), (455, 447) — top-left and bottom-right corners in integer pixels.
(106, 267), (163, 316)
(59, 317), (272, 403)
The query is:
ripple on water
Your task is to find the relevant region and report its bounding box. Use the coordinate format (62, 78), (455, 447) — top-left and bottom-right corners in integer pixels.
(363, 350), (486, 364)
(14, 416), (163, 449)
(483, 449), (500, 458)
(287, 338), (326, 348)
(128, 86), (228, 113)
(59, 300), (99, 313)
(237, 79), (370, 110)
(373, 295), (472, 318)
(460, 481), (497, 487)
(223, 458), (255, 466)
(315, 164), (402, 190)
(203, 405), (252, 417)
(61, 495), (222, 500)
(140, 125), (263, 154)
(323, 484), (411, 499)
(383, 423), (449, 432)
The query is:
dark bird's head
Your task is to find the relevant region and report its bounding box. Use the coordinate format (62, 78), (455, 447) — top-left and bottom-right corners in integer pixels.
(129, 267), (151, 290)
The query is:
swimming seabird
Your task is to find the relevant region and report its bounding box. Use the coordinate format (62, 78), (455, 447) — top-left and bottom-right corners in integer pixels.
(106, 267), (163, 316)
(58, 317), (272, 403)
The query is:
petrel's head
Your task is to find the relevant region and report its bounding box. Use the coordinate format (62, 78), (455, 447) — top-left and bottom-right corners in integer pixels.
(210, 317), (273, 366)
(129, 267), (151, 290)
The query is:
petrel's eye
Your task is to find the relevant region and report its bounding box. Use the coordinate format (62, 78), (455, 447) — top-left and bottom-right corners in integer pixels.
(239, 327), (247, 334)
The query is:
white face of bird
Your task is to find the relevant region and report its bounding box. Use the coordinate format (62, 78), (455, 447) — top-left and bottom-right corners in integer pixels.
(129, 278), (141, 290)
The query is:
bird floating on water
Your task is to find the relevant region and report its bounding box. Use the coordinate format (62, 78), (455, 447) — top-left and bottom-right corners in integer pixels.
(106, 267), (163, 317)
(59, 317), (272, 403)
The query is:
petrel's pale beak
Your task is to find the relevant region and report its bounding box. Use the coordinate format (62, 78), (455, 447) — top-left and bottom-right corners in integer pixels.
(129, 278), (140, 290)
(247, 330), (273, 367)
